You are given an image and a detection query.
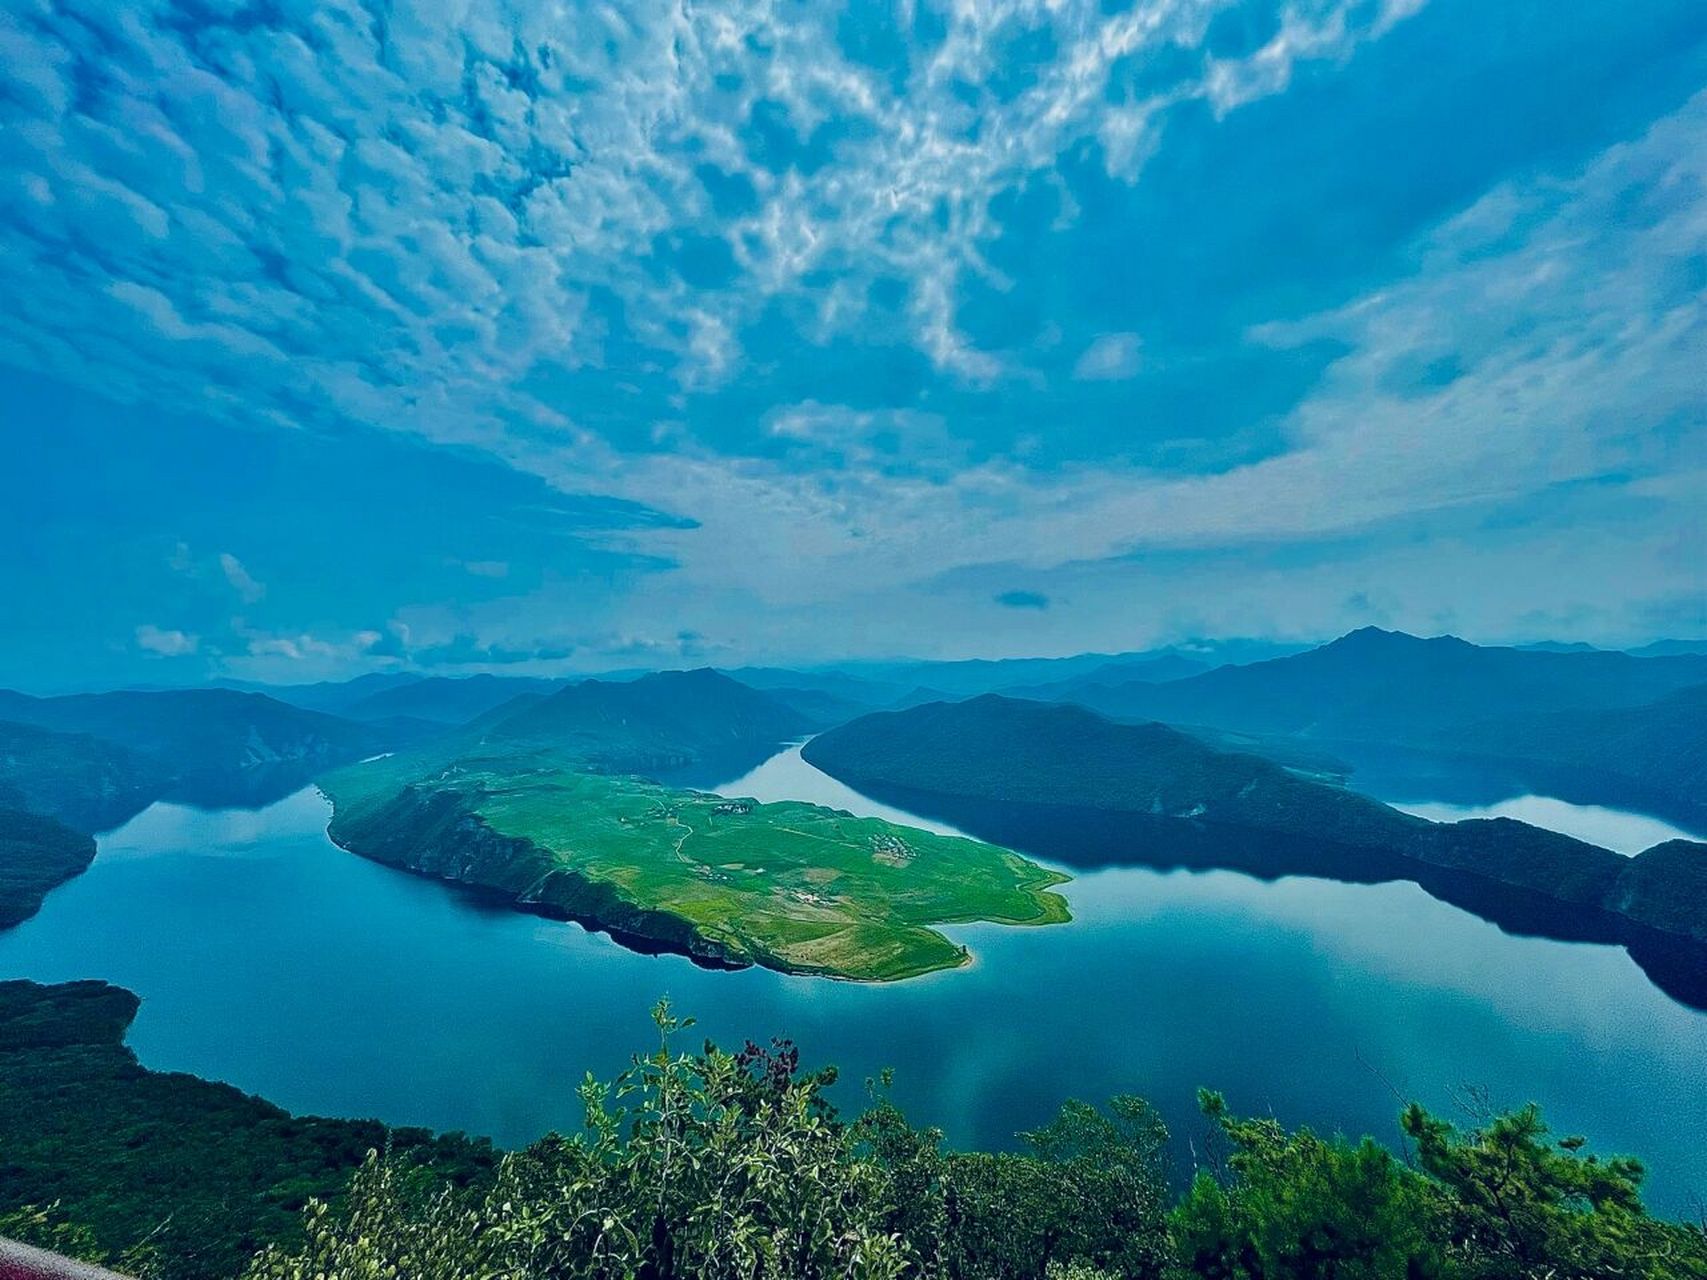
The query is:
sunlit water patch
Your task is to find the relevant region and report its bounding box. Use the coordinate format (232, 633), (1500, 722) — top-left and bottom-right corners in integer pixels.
(0, 752), (1703, 1213)
(1390, 795), (1700, 856)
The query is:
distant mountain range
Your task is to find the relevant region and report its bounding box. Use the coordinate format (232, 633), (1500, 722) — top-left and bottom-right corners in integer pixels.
(803, 695), (1707, 1004)
(1047, 628), (1707, 736)
(335, 674), (568, 725)
(0, 688), (415, 928)
(3, 629), (1704, 962)
(1002, 629), (1707, 827)
(0, 687), (385, 774)
(720, 639), (1299, 712)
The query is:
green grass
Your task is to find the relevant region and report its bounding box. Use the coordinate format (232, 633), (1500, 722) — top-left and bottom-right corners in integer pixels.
(322, 747), (1070, 982)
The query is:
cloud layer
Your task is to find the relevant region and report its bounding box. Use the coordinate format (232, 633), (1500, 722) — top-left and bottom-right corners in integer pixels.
(1, 0), (1703, 683)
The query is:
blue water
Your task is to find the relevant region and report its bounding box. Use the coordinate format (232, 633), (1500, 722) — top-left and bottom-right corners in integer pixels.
(1, 748), (1704, 1212)
(1391, 794), (1696, 855)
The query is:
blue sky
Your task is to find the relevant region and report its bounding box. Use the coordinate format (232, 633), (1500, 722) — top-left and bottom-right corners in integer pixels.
(1, 0), (1703, 688)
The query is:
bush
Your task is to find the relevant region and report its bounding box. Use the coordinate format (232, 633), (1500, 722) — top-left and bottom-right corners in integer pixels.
(238, 1013), (1707, 1280)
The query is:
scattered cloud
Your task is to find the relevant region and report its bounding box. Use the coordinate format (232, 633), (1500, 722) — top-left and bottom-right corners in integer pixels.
(218, 553), (266, 604)
(134, 624), (198, 657)
(1, 0), (1702, 683)
(410, 634), (577, 667)
(1073, 333), (1143, 382)
(0, 0), (1430, 444)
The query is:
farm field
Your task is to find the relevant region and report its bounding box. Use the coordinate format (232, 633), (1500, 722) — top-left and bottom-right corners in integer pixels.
(320, 746), (1071, 981)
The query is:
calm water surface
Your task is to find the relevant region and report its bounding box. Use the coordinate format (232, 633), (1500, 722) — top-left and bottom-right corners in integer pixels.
(1, 747), (1704, 1211)
(1390, 795), (1698, 855)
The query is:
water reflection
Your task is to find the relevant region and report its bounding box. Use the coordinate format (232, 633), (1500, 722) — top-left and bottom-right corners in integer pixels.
(0, 757), (1702, 1215)
(1391, 795), (1699, 856)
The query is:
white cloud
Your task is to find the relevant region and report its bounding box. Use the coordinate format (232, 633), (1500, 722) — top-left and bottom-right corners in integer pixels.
(135, 624), (198, 656)
(218, 552), (266, 603)
(0, 0), (1425, 444)
(1072, 332), (1142, 381)
(9, 0), (1699, 662)
(549, 91), (1707, 631)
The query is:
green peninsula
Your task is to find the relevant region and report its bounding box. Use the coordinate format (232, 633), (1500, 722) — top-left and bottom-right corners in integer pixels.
(320, 743), (1070, 982)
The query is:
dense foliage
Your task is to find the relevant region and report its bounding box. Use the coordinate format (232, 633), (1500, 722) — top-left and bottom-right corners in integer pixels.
(0, 806), (95, 926)
(240, 1003), (1707, 1280)
(0, 981), (496, 1280)
(4, 984), (1704, 1280)
(0, 687), (397, 817)
(0, 719), (171, 833)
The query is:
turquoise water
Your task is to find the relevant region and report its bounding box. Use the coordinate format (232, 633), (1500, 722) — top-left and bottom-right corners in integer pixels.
(1, 751), (1704, 1211)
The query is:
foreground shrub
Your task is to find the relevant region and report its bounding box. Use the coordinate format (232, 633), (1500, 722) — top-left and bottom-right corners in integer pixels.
(245, 1002), (915, 1280)
(1169, 1091), (1446, 1279)
(1403, 1101), (1707, 1280)
(242, 1006), (1707, 1280)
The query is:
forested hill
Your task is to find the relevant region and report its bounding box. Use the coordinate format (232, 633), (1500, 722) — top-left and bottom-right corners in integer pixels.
(0, 688), (405, 925)
(0, 809), (94, 928)
(802, 696), (1707, 956)
(999, 628), (1707, 828)
(0, 719), (172, 832)
(480, 667), (812, 771)
(1443, 683), (1707, 829)
(0, 980), (494, 1280)
(804, 694), (1403, 829)
(0, 688), (387, 782)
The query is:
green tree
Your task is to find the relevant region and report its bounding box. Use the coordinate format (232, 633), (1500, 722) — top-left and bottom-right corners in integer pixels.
(1170, 1091), (1446, 1280)
(1401, 1102), (1707, 1280)
(245, 1001), (916, 1280)
(237, 1015), (1707, 1280)
(940, 1096), (1172, 1280)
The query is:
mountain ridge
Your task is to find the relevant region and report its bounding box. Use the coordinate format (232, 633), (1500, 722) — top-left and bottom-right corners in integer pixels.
(802, 696), (1707, 990)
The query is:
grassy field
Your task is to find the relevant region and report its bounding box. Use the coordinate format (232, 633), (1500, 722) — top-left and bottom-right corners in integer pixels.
(321, 747), (1071, 982)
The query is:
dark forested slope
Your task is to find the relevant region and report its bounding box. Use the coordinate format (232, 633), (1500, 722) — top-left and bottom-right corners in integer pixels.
(483, 668), (811, 772)
(0, 809), (95, 927)
(803, 697), (1707, 959)
(0, 980), (494, 1280)
(0, 719), (172, 832)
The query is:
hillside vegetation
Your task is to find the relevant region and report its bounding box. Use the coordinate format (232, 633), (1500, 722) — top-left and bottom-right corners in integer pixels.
(0, 808), (95, 927)
(320, 742), (1069, 981)
(6, 982), (1703, 1280)
(0, 719), (172, 833)
(802, 696), (1707, 951)
(1445, 684), (1707, 828)
(0, 688), (392, 813)
(0, 980), (495, 1280)
(0, 687), (412, 927)
(483, 668), (814, 772)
